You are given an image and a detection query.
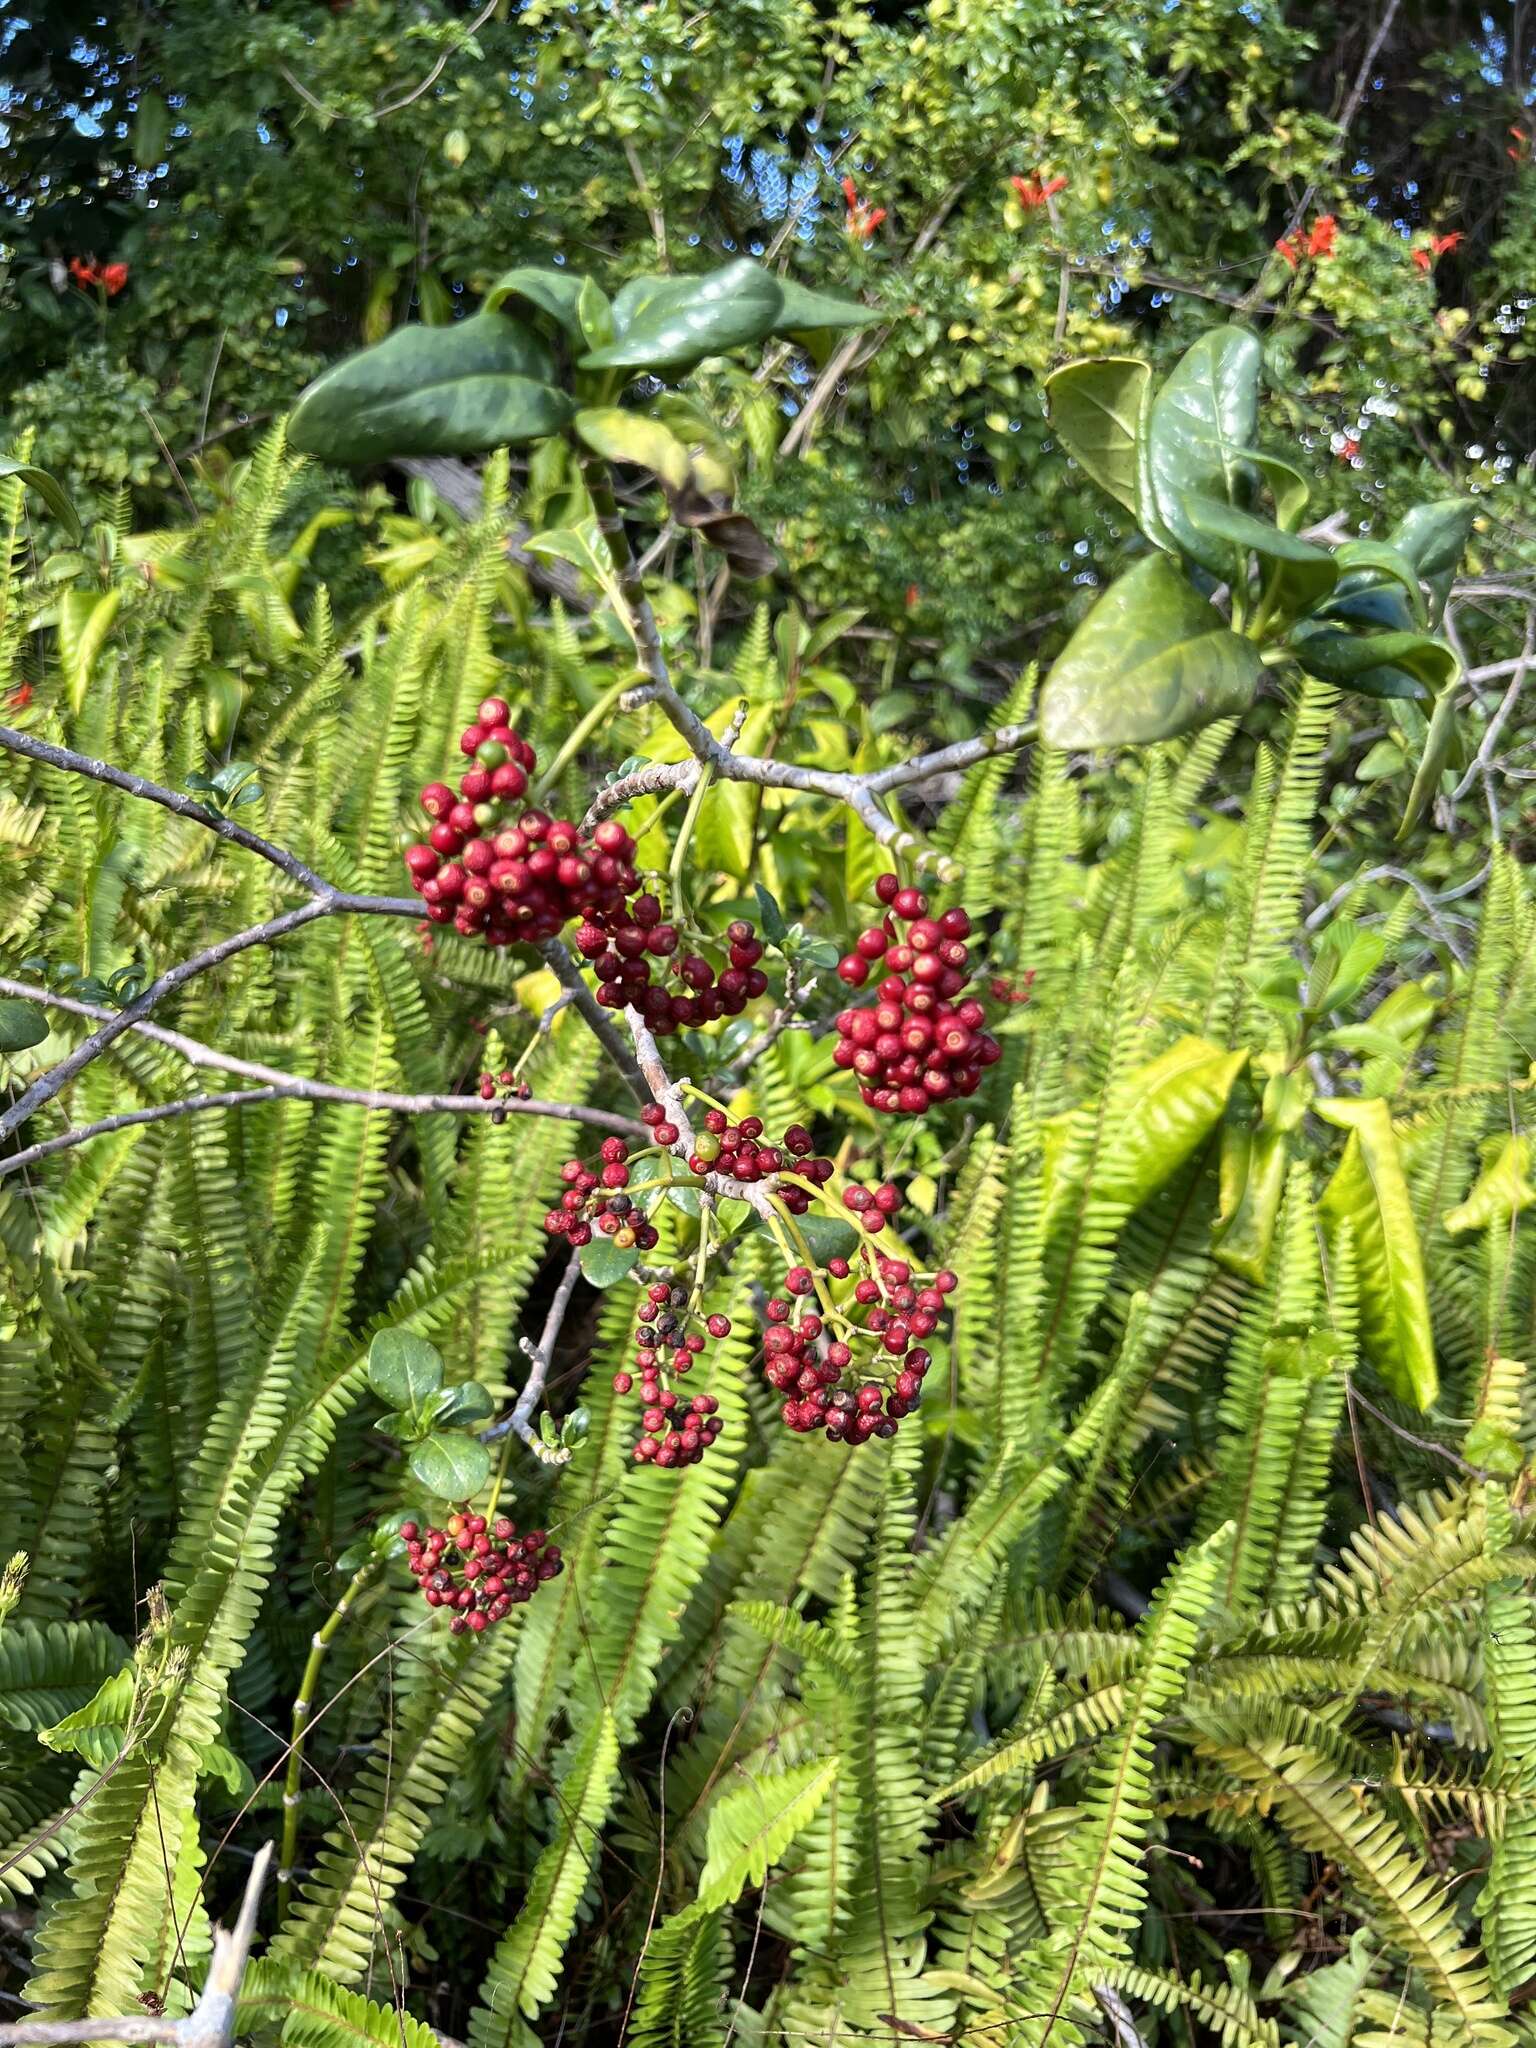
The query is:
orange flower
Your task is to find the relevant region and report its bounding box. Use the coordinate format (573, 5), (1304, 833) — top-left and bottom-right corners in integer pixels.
(68, 257), (99, 287)
(1011, 172), (1068, 210)
(1277, 214), (1339, 269)
(905, 583), (920, 609)
(1432, 231), (1463, 257)
(841, 176), (885, 241)
(1411, 248), (1432, 273)
(101, 263), (129, 296)
(1509, 125), (1529, 162)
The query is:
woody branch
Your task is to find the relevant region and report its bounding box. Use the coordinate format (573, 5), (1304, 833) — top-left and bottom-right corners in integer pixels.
(0, 1844), (272, 2048)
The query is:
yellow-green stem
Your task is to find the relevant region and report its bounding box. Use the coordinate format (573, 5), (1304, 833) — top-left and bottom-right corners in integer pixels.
(278, 1558), (380, 1915)
(535, 674), (639, 797)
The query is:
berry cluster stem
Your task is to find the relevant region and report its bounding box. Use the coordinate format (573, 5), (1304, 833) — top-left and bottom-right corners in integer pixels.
(277, 1558), (380, 1915)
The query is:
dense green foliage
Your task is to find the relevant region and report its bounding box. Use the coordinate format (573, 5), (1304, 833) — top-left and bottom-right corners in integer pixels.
(2, 6), (1536, 2048)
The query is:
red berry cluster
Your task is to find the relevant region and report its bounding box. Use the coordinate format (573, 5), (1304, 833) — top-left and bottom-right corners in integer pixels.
(683, 1108), (835, 1216)
(575, 914), (768, 1036)
(544, 1137), (661, 1253)
(613, 1279), (728, 1467)
(832, 874), (1002, 1113)
(401, 1512), (562, 1633)
(474, 1069), (533, 1125)
(762, 1249), (958, 1444)
(403, 697), (643, 946)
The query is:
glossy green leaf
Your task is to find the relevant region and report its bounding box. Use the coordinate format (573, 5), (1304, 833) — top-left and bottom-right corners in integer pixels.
(1039, 553), (1263, 747)
(1317, 1098), (1437, 1409)
(483, 265), (591, 336)
(1145, 325), (1262, 575)
(579, 259), (783, 371)
(0, 460), (82, 542)
(1044, 355), (1150, 517)
(1238, 447), (1309, 531)
(366, 1329), (444, 1409)
(1290, 626), (1456, 700)
(0, 998), (50, 1053)
(1391, 498), (1476, 579)
(288, 312), (572, 463)
(1397, 683), (1461, 838)
(745, 1208), (858, 1264)
(408, 1431), (491, 1502)
(578, 1235), (639, 1288)
(1330, 541), (1428, 627)
(771, 278), (881, 334)
(432, 1381), (496, 1429)
(1184, 494), (1337, 604)
(572, 407), (691, 490)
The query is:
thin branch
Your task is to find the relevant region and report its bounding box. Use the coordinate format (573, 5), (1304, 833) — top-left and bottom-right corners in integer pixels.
(1345, 1378), (1488, 1481)
(579, 709), (1034, 874)
(496, 1248), (585, 1461)
(620, 1006), (776, 1222)
(0, 981), (645, 1178)
(1453, 610), (1536, 799)
(622, 138), (669, 267)
(538, 939), (647, 1099)
(0, 1843), (272, 2048)
(0, 725), (331, 894)
(1302, 863), (1469, 963)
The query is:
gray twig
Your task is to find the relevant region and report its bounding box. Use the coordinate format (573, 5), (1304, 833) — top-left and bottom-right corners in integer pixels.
(0, 1842), (272, 2048)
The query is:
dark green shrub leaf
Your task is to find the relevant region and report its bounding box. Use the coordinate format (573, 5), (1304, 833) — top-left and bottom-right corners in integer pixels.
(432, 1381), (496, 1430)
(484, 265), (591, 336)
(579, 260), (784, 372)
(0, 998), (49, 1052)
(1391, 498), (1476, 579)
(578, 1235), (640, 1288)
(1330, 541), (1428, 626)
(288, 312), (572, 463)
(367, 1329), (444, 1409)
(771, 277), (880, 335)
(1290, 626), (1456, 700)
(1039, 553), (1263, 746)
(1044, 355), (1150, 517)
(408, 1432), (491, 1502)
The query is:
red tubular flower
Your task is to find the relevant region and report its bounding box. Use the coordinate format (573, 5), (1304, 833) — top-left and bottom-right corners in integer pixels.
(1411, 248), (1432, 273)
(9, 683), (33, 710)
(1432, 231), (1463, 257)
(101, 263), (129, 296)
(1011, 172), (1067, 211)
(68, 258), (99, 287)
(1306, 213), (1338, 258)
(1338, 436), (1360, 463)
(1275, 233), (1301, 270)
(842, 176), (884, 241)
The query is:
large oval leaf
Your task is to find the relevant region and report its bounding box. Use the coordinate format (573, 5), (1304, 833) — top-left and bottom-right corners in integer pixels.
(483, 265), (591, 335)
(771, 277), (880, 334)
(579, 260), (784, 372)
(1145, 325), (1262, 576)
(1039, 553), (1263, 747)
(1184, 494), (1337, 609)
(1290, 625), (1456, 701)
(367, 1329), (444, 1409)
(1391, 498), (1475, 579)
(408, 1431), (492, 1502)
(289, 312), (571, 462)
(1317, 1098), (1437, 1409)
(1044, 356), (1150, 518)
(0, 998), (50, 1053)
